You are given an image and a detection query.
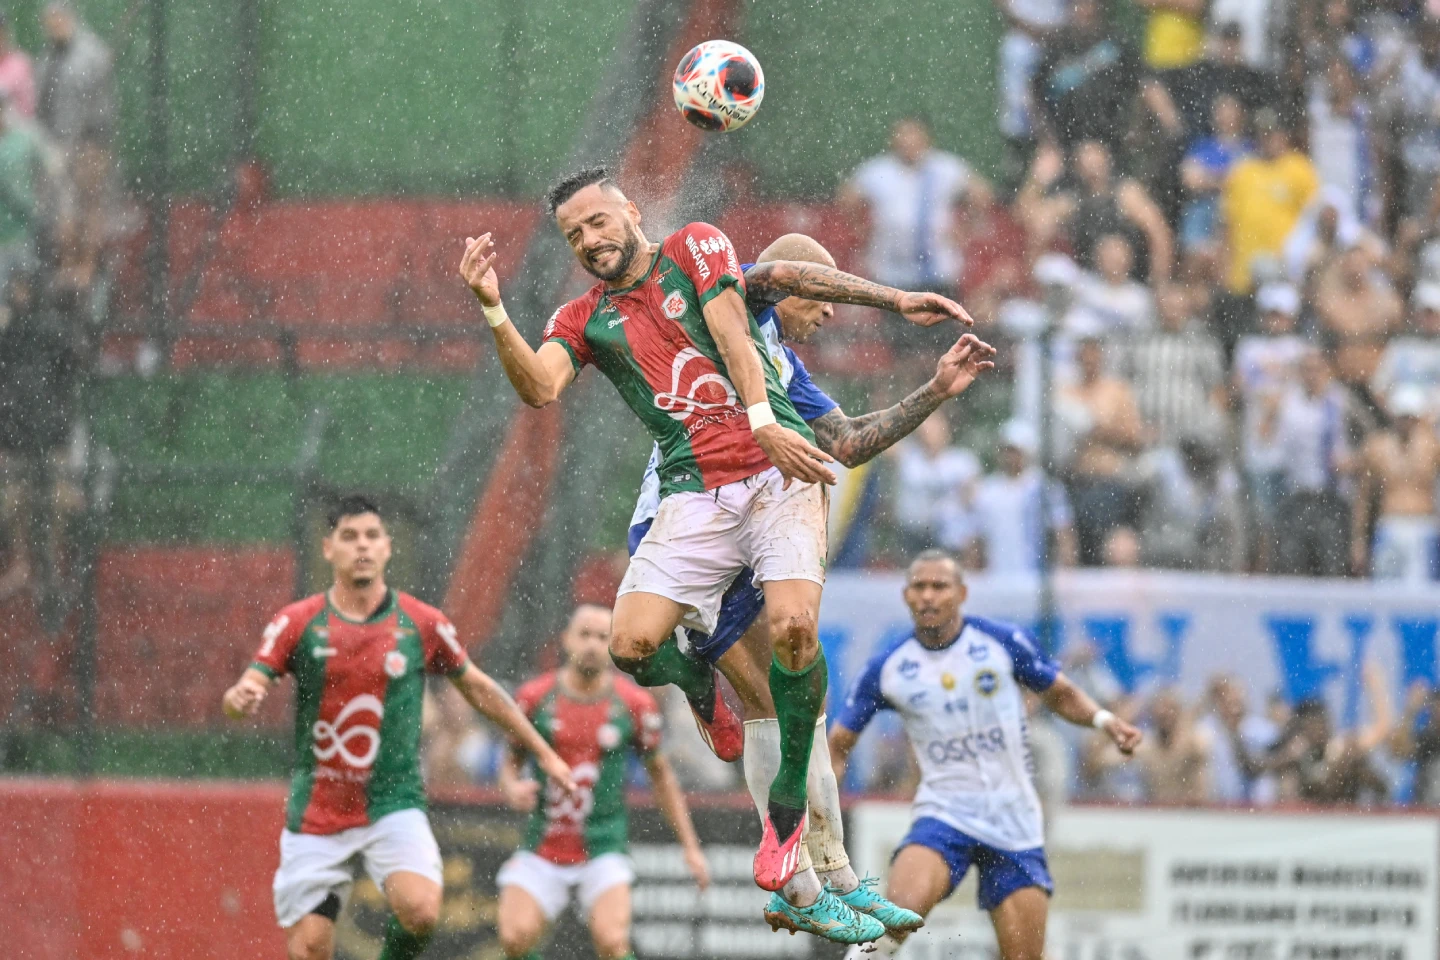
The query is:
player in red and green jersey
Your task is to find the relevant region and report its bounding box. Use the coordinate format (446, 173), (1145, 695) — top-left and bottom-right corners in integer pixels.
(496, 603), (709, 960)
(460, 168), (969, 942)
(221, 493), (575, 960)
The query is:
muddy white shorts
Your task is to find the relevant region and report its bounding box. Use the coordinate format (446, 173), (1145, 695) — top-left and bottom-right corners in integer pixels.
(272, 808), (443, 929)
(618, 466), (828, 633)
(496, 850), (635, 920)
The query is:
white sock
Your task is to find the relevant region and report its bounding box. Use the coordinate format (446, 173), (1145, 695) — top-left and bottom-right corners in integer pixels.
(806, 714), (860, 893)
(781, 865), (823, 906)
(844, 934), (905, 960)
(746, 719), (819, 905)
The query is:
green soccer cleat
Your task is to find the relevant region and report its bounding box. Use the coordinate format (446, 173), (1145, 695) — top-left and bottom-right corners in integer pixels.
(834, 876), (925, 934)
(764, 890), (886, 944)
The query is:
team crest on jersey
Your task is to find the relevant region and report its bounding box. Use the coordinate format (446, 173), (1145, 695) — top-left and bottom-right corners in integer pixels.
(974, 669), (998, 697)
(662, 291), (686, 319)
(384, 651), (408, 678)
(967, 642), (989, 662)
(941, 672), (956, 691)
(899, 659), (920, 680)
(597, 723), (621, 750)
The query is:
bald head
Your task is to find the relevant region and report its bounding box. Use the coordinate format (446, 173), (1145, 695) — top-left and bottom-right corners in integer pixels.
(756, 233), (836, 268)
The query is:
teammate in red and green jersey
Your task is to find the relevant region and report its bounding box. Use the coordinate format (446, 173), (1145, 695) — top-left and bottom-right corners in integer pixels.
(496, 603), (709, 960)
(221, 493), (575, 960)
(459, 167), (969, 943)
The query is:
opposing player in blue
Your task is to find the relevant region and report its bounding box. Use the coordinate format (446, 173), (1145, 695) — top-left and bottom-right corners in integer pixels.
(626, 234), (998, 943)
(831, 551), (1142, 960)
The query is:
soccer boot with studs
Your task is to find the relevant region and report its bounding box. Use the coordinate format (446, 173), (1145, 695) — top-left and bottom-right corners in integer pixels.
(763, 890), (886, 944)
(833, 875), (925, 934)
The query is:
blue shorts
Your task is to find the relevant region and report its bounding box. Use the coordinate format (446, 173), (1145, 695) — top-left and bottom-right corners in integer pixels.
(896, 817), (1052, 912)
(627, 520), (765, 665)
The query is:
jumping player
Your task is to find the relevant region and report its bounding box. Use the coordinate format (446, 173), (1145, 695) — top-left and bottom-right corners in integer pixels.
(830, 551), (1142, 960)
(625, 233), (996, 937)
(222, 494), (574, 960)
(497, 603), (710, 960)
(460, 166), (968, 941)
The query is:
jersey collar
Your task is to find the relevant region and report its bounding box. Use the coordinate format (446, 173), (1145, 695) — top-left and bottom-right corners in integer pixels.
(914, 618), (967, 653)
(326, 588), (396, 625)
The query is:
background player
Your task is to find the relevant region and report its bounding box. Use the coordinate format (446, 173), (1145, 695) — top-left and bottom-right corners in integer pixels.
(830, 551), (1142, 960)
(221, 494), (575, 960)
(625, 232), (996, 937)
(460, 166), (968, 936)
(497, 603), (709, 960)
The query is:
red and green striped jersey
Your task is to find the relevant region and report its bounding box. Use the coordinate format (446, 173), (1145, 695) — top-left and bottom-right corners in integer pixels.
(543, 222), (814, 498)
(251, 590), (470, 835)
(513, 671), (663, 865)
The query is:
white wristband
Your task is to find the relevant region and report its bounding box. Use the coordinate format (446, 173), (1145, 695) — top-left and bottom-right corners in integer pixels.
(1091, 709), (1115, 731)
(747, 401), (777, 431)
(482, 302), (509, 329)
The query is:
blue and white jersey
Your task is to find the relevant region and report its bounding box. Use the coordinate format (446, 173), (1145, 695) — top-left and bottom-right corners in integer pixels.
(627, 300), (839, 534)
(836, 617), (1060, 852)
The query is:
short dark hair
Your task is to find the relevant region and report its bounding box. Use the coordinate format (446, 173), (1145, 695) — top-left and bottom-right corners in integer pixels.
(545, 166), (615, 217)
(909, 549), (963, 581)
(326, 493), (383, 530)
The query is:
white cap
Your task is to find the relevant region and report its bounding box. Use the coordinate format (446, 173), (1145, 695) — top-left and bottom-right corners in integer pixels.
(1389, 384), (1429, 418)
(1065, 307), (1107, 341)
(1033, 253), (1081, 289)
(1256, 283), (1300, 316)
(1414, 282), (1440, 312)
(1000, 420), (1039, 456)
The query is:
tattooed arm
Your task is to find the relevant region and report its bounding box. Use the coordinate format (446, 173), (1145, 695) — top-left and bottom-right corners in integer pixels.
(743, 260), (973, 327)
(809, 334), (997, 468)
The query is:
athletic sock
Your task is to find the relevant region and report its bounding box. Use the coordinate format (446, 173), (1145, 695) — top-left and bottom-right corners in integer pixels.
(805, 713), (858, 892)
(781, 866), (824, 907)
(378, 915), (432, 960)
(768, 649), (828, 839)
(612, 636), (716, 720)
(745, 718), (817, 893)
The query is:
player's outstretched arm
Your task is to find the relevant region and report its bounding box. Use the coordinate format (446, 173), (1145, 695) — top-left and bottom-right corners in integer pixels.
(1041, 673), (1143, 755)
(810, 334), (997, 468)
(702, 287), (836, 487)
(448, 664), (577, 793)
(459, 233), (576, 407)
(221, 667), (273, 720)
(742, 260), (974, 327)
(643, 753), (711, 891)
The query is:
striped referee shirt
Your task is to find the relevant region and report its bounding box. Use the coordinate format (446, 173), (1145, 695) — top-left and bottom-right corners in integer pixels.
(1126, 321), (1225, 444)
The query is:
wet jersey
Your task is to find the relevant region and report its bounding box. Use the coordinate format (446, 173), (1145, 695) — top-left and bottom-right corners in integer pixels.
(252, 590), (470, 835)
(513, 671), (663, 865)
(544, 223), (814, 499)
(837, 617), (1059, 851)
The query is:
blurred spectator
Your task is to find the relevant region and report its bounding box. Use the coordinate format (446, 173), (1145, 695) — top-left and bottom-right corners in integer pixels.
(36, 2), (116, 160)
(1196, 674), (1281, 805)
(1313, 240), (1403, 404)
(1062, 639), (1124, 706)
(1222, 108), (1320, 294)
(1066, 139), (1173, 283)
(1179, 93), (1253, 256)
(1163, 21), (1276, 138)
(1283, 186), (1384, 288)
(994, 0), (1070, 153)
(891, 411), (980, 555)
(1135, 0), (1207, 71)
(1101, 524), (1143, 566)
(1272, 349), (1362, 577)
(1023, 688), (1073, 823)
(1351, 385), (1440, 582)
(1135, 687), (1212, 804)
(1080, 694), (1147, 801)
(1058, 333), (1147, 565)
(1126, 283), (1226, 445)
(0, 15), (35, 118)
(1390, 681), (1440, 805)
(839, 116), (981, 300)
(1387, 13), (1440, 219)
(1269, 663), (1393, 805)
(1031, 0), (1141, 153)
(960, 419), (1078, 573)
(422, 682), (502, 787)
(1233, 283), (1308, 570)
(1070, 232), (1155, 336)
(0, 94), (45, 297)
(1208, 2), (1283, 69)
(1371, 281), (1440, 413)
(1308, 56), (1378, 226)
(1138, 435), (1246, 571)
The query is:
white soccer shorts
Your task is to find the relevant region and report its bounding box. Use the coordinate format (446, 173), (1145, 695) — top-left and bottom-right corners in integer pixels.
(272, 808), (443, 929)
(618, 466), (827, 633)
(496, 850), (636, 921)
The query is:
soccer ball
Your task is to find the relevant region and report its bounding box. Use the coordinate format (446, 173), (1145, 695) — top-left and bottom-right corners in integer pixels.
(672, 40), (765, 133)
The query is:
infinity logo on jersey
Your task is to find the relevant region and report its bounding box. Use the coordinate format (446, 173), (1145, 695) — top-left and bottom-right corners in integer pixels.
(312, 694), (384, 768)
(654, 347), (739, 423)
(546, 761), (598, 826)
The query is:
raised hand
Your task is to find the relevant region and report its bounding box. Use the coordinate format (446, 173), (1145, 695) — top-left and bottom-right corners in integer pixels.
(896, 290), (974, 327)
(931, 334), (997, 399)
(459, 233), (502, 307)
(538, 750), (577, 796)
(754, 424), (838, 487)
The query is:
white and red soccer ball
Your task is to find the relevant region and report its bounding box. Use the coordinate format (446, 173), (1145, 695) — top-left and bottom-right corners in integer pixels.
(672, 40), (765, 132)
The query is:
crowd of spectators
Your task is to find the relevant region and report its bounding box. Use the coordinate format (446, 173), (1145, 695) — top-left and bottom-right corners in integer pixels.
(843, 0), (1440, 581)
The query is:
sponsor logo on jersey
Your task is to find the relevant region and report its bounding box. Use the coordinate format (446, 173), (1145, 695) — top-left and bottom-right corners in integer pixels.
(653, 347), (739, 424)
(312, 694), (384, 768)
(662, 291), (686, 320)
(608, 312), (631, 329)
(975, 669), (999, 697)
(384, 651), (408, 678)
(899, 658), (920, 680)
(967, 642), (989, 662)
(941, 672), (956, 691)
(597, 723), (621, 750)
(312, 646), (337, 659)
(685, 235), (712, 281)
(907, 691), (929, 708)
(259, 615), (290, 658)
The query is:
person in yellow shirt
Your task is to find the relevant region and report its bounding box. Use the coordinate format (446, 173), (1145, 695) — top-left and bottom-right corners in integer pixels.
(1221, 110), (1320, 295)
(1137, 0), (1208, 69)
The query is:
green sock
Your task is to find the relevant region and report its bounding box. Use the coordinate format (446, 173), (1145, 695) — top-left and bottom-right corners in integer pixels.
(612, 636), (716, 718)
(768, 649), (828, 834)
(378, 915), (432, 960)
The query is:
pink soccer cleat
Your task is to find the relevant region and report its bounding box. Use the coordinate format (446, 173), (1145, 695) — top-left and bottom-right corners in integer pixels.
(753, 808), (808, 891)
(690, 669), (745, 762)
